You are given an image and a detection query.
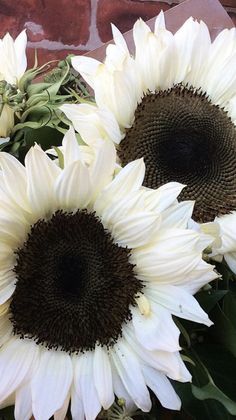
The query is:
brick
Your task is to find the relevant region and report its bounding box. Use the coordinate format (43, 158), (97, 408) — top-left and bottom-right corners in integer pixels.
(97, 0), (171, 43)
(228, 11), (236, 25)
(0, 0), (91, 66)
(220, 0), (236, 7)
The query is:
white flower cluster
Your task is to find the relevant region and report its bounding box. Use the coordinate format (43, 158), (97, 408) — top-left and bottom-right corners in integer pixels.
(0, 13), (235, 420)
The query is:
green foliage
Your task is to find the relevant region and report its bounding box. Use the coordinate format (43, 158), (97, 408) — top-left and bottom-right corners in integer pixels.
(3, 55), (92, 161)
(171, 275), (236, 420)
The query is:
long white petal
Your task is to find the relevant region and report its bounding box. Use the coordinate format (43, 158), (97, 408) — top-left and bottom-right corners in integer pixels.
(54, 394), (70, 420)
(123, 326), (191, 381)
(143, 182), (185, 214)
(0, 152), (31, 212)
(55, 161), (92, 210)
(90, 141), (116, 199)
(111, 363), (136, 411)
(94, 159), (145, 214)
(93, 345), (114, 409)
(146, 284), (212, 326)
(25, 145), (61, 218)
(71, 56), (101, 89)
(110, 339), (151, 412)
(14, 29), (27, 80)
(62, 126), (82, 166)
(132, 303), (180, 352)
(71, 386), (85, 420)
(112, 211), (158, 248)
(0, 339), (38, 404)
(74, 352), (101, 420)
(142, 365), (181, 410)
(31, 349), (73, 420)
(14, 382), (32, 420)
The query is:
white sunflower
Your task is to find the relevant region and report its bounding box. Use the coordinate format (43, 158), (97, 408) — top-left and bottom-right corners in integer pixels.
(61, 13), (236, 271)
(0, 127), (216, 419)
(0, 29), (27, 138)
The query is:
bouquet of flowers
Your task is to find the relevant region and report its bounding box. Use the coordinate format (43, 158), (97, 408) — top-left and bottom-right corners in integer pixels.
(0, 1), (235, 419)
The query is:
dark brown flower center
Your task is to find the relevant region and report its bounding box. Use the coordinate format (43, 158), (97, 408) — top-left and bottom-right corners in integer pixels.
(10, 210), (142, 353)
(118, 85), (236, 222)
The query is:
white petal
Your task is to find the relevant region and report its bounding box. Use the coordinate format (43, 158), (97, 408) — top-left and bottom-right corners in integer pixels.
(160, 201), (194, 230)
(0, 280), (16, 304)
(96, 108), (123, 143)
(93, 345), (114, 409)
(94, 159), (145, 214)
(61, 103), (122, 145)
(93, 61), (139, 129)
(0, 152), (31, 212)
(62, 126), (82, 167)
(0, 339), (38, 404)
(146, 284), (212, 326)
(0, 214), (29, 248)
(174, 17), (198, 83)
(177, 258), (217, 294)
(122, 326), (190, 381)
(184, 20), (211, 87)
(143, 182), (185, 214)
(0, 34), (18, 84)
(14, 29), (27, 80)
(0, 313), (12, 346)
(54, 394), (70, 420)
(74, 352), (101, 420)
(133, 19), (151, 82)
(130, 230), (202, 283)
(111, 363), (136, 411)
(15, 382), (32, 420)
(154, 10), (166, 32)
(214, 212), (236, 254)
(142, 365), (181, 410)
(111, 211), (158, 248)
(110, 340), (151, 412)
(90, 141), (116, 199)
(61, 104), (103, 143)
(111, 24), (129, 52)
(71, 56), (101, 88)
(32, 349), (73, 420)
(25, 145), (61, 217)
(100, 191), (145, 228)
(71, 386), (85, 420)
(132, 303), (180, 352)
(55, 161), (92, 210)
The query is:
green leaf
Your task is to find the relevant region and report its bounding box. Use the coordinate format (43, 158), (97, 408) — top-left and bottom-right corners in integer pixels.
(53, 146), (64, 169)
(173, 337), (236, 419)
(196, 289), (228, 313)
(0, 406), (14, 420)
(174, 382), (234, 420)
(211, 304), (236, 357)
(24, 126), (63, 149)
(194, 341), (236, 402)
(223, 292), (236, 329)
(192, 382), (236, 416)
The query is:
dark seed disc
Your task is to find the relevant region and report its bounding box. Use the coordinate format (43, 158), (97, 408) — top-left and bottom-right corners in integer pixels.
(10, 210), (142, 353)
(118, 84), (236, 222)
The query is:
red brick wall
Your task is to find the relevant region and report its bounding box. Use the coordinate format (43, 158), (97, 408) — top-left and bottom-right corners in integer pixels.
(0, 0), (234, 66)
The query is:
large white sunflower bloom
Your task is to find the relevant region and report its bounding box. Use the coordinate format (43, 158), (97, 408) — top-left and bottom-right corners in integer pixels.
(0, 127), (216, 419)
(61, 13), (236, 271)
(0, 30), (27, 137)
